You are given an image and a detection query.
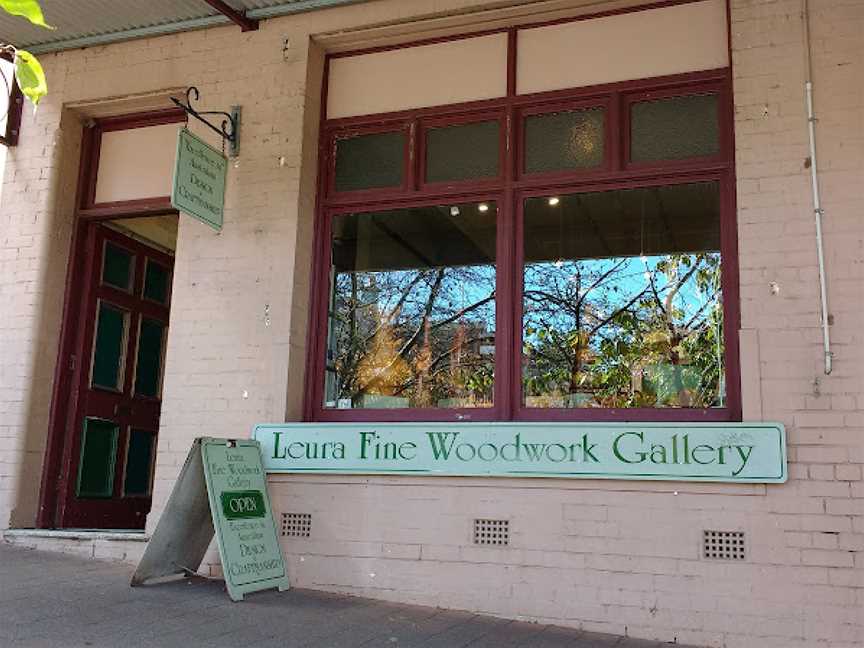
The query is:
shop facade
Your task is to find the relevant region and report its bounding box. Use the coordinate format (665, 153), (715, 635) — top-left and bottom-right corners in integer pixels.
(0, 0), (861, 646)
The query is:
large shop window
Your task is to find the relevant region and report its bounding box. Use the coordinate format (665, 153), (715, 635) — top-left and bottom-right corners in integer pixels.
(312, 62), (735, 422)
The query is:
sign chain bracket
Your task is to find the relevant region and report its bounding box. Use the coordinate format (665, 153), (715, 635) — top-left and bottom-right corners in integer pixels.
(171, 86), (240, 157)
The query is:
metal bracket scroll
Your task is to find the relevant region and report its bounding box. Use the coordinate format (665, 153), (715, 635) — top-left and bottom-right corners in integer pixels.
(171, 86), (240, 157)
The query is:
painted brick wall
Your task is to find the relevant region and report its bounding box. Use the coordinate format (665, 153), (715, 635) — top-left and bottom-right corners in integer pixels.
(0, 1), (861, 646)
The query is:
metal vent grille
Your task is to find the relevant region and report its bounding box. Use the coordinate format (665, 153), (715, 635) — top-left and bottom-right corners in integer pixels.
(703, 530), (745, 561)
(281, 512), (312, 538)
(474, 519), (509, 546)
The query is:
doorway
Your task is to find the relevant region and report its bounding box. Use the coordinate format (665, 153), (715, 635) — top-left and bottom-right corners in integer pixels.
(36, 107), (185, 531)
(48, 215), (177, 529)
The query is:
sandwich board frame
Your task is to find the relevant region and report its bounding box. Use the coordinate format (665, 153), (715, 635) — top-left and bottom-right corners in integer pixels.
(131, 437), (289, 601)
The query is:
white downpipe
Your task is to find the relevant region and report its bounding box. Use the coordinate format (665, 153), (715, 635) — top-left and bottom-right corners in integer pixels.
(803, 0), (833, 375)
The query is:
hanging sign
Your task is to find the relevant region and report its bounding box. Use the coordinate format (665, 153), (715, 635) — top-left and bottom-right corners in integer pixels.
(254, 422), (787, 484)
(131, 437), (289, 601)
(171, 128), (227, 231)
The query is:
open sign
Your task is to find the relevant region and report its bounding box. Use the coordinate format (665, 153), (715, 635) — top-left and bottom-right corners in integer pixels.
(220, 490), (266, 520)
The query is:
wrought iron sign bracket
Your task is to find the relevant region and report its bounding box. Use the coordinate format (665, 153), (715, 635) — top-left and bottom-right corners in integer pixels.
(171, 86), (241, 157)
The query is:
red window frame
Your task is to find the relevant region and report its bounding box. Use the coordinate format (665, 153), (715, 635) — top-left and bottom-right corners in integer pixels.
(514, 172), (737, 423)
(327, 119), (412, 200)
(0, 72), (23, 147)
(0, 52), (24, 148)
(622, 80), (732, 172)
(77, 109), (186, 218)
(305, 9), (739, 424)
(312, 191), (508, 423)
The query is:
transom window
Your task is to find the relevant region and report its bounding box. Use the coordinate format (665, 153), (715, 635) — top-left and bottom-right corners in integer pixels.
(309, 34), (736, 423)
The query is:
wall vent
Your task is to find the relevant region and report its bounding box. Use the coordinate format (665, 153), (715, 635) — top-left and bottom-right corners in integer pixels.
(703, 530), (745, 561)
(474, 518), (509, 546)
(281, 512), (312, 538)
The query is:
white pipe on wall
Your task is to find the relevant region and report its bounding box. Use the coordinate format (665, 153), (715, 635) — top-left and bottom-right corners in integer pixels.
(802, 0), (833, 375)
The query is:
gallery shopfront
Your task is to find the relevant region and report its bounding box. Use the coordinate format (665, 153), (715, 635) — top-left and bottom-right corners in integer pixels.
(0, 1), (861, 646)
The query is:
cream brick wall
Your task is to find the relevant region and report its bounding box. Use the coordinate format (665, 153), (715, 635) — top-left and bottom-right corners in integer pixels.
(0, 1), (861, 646)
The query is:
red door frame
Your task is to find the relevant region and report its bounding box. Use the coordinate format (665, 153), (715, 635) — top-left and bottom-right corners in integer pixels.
(37, 108), (184, 529)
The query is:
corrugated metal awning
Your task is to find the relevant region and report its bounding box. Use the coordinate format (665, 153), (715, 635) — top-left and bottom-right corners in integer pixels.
(0, 0), (368, 54)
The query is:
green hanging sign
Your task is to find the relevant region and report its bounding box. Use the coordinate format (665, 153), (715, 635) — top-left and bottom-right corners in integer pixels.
(171, 128), (227, 231)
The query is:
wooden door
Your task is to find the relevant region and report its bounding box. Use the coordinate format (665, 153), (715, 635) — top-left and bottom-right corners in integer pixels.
(57, 224), (173, 529)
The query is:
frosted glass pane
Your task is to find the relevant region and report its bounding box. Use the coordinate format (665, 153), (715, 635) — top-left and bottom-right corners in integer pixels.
(631, 94), (719, 162)
(426, 120), (499, 183)
(525, 108), (605, 174)
(335, 131), (404, 192)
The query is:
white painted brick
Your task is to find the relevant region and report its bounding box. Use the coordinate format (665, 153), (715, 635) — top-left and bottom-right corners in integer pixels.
(0, 1), (861, 647)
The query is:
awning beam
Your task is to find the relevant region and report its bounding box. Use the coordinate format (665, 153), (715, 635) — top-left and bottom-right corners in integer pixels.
(201, 0), (259, 31)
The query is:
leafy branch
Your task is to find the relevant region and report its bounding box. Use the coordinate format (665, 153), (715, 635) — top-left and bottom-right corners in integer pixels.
(1, 0), (53, 107)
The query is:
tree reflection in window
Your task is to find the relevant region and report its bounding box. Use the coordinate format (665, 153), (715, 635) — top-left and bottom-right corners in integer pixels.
(522, 183), (724, 409)
(325, 202), (497, 409)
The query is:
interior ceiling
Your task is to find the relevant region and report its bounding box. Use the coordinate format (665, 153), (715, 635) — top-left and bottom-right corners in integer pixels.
(0, 0), (369, 54)
(107, 215), (179, 253)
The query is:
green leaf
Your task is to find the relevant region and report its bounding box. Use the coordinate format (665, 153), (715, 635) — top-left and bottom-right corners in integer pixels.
(14, 50), (47, 106)
(0, 0), (53, 28)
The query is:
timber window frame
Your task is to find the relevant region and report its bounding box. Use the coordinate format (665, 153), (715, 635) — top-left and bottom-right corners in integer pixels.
(76, 109), (186, 218)
(306, 12), (739, 424)
(0, 54), (22, 147)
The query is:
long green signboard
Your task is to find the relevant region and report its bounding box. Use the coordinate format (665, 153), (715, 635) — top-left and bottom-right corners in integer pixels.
(171, 128), (227, 231)
(254, 423), (787, 483)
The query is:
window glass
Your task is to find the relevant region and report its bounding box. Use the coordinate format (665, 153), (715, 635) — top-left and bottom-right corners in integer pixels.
(325, 201), (497, 409)
(76, 418), (118, 498)
(522, 182), (724, 409)
(524, 107), (605, 174)
(134, 318), (165, 398)
(124, 429), (155, 496)
(143, 259), (170, 304)
(334, 130), (405, 192)
(426, 120), (499, 183)
(91, 302), (128, 391)
(631, 93), (719, 162)
(102, 242), (134, 291)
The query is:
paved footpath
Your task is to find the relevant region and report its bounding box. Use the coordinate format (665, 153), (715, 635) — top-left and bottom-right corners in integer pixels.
(0, 543), (700, 648)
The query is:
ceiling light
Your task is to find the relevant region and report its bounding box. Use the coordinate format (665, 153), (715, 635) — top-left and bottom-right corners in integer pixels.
(548, 197), (560, 206)
(450, 206), (460, 216)
(478, 203), (489, 212)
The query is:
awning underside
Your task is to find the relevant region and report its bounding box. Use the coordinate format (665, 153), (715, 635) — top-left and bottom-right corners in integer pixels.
(0, 0), (367, 54)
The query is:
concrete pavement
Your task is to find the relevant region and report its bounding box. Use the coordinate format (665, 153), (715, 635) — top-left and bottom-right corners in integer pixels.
(0, 543), (701, 648)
